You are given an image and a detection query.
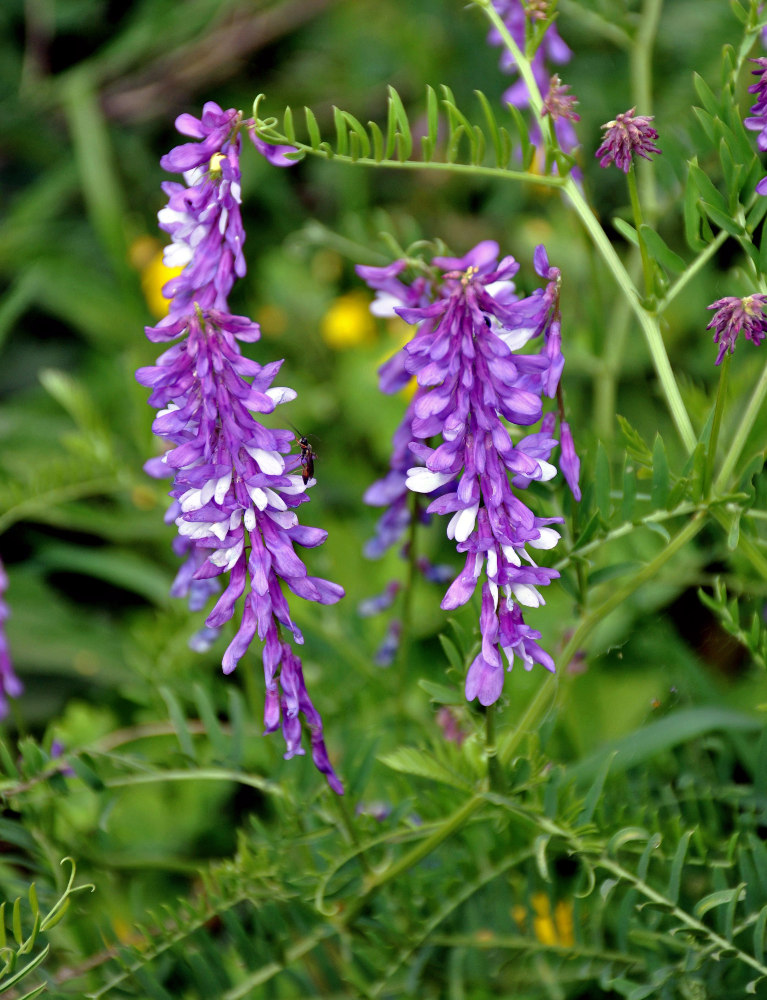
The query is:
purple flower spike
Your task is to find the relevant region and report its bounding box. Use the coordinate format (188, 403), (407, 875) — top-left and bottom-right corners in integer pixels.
(706, 294), (767, 365)
(0, 558), (22, 719)
(595, 108), (661, 173)
(359, 242), (578, 707)
(139, 105), (343, 792)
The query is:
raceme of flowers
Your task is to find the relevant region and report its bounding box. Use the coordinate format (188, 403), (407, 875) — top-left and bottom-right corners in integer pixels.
(0, 557), (22, 719)
(137, 102), (345, 793)
(706, 295), (767, 365)
(595, 108), (661, 173)
(358, 242), (580, 706)
(488, 0), (579, 163)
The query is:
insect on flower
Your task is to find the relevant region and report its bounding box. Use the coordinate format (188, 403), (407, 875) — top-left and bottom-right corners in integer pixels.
(298, 434), (317, 485)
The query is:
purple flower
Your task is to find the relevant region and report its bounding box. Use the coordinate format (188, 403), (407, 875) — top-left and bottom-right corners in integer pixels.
(745, 59), (767, 195)
(139, 105), (344, 792)
(488, 1), (578, 163)
(706, 294), (767, 364)
(0, 558), (22, 719)
(595, 108), (661, 173)
(374, 619), (402, 667)
(361, 241), (577, 707)
(542, 74), (580, 124)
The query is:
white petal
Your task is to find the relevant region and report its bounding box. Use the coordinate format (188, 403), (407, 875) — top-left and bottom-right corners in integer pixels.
(370, 292), (401, 317)
(164, 243), (192, 268)
(405, 467), (453, 493)
(245, 447), (284, 475)
(243, 508), (256, 531)
(489, 580), (499, 610)
(537, 459), (557, 482)
(200, 479), (216, 505)
(452, 504), (478, 543)
(267, 509), (298, 529)
(180, 489), (203, 513)
(263, 487), (287, 511)
(247, 485), (268, 510)
(266, 387), (297, 405)
(497, 325), (537, 350)
(214, 471), (232, 505)
(219, 206), (229, 234)
(501, 645), (515, 670)
(501, 544), (521, 567)
(512, 583), (544, 608)
(211, 520), (229, 541)
(529, 527), (560, 550)
(486, 548), (498, 580)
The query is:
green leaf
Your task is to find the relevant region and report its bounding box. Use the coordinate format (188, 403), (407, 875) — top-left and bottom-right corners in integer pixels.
(304, 107), (321, 148)
(667, 830), (694, 905)
(688, 161), (727, 213)
(475, 89), (504, 167)
(638, 226), (686, 274)
(753, 904), (767, 963)
(332, 106), (349, 157)
(595, 442), (611, 518)
(418, 680), (464, 705)
(368, 119), (384, 161)
(621, 458), (637, 522)
(387, 86), (412, 161)
(282, 106), (296, 144)
(693, 884), (745, 920)
(588, 562), (640, 587)
(617, 415), (653, 466)
(578, 752), (613, 825)
(571, 510), (602, 551)
(607, 827), (650, 857)
(192, 684), (228, 761)
(650, 435), (670, 508)
(684, 169), (707, 251)
(701, 199), (745, 235)
(637, 833), (662, 881)
(693, 72), (721, 115)
(438, 634), (464, 673)
(534, 833), (551, 881)
(341, 111), (371, 160)
(612, 218), (638, 247)
(378, 748), (470, 789)
(68, 755), (105, 792)
(160, 687), (196, 761)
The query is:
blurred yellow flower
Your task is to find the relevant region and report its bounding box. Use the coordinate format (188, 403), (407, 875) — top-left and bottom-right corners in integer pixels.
(130, 236), (185, 319)
(320, 291), (377, 349)
(512, 892), (574, 948)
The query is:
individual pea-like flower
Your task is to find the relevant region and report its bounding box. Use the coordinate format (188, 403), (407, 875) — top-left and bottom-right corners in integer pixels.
(138, 103), (344, 792)
(542, 74), (580, 124)
(595, 108), (661, 173)
(706, 294), (767, 365)
(361, 241), (579, 707)
(0, 558), (22, 719)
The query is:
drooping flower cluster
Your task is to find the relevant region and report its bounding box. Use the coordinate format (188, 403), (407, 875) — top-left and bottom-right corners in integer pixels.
(137, 103), (345, 792)
(0, 557), (22, 719)
(706, 294), (767, 365)
(595, 108), (661, 173)
(359, 242), (580, 705)
(488, 0), (579, 163)
(746, 57), (767, 195)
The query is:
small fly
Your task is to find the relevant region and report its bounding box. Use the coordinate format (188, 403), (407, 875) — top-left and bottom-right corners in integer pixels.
(298, 435), (317, 485)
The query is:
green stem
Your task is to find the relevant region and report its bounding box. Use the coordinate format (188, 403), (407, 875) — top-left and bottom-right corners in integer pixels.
(485, 703), (503, 792)
(704, 353), (730, 497)
(497, 670), (557, 767)
(558, 513), (707, 670)
(631, 0), (664, 215)
(714, 355), (767, 492)
(562, 177), (696, 452)
(657, 229), (729, 312)
(350, 795), (482, 914)
(626, 165), (654, 302)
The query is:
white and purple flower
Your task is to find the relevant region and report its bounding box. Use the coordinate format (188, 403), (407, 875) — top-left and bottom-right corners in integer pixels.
(139, 103), (344, 792)
(359, 241), (579, 707)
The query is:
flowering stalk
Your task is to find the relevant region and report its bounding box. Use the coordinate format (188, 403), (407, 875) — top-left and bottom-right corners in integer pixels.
(137, 103), (345, 792)
(360, 241), (579, 706)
